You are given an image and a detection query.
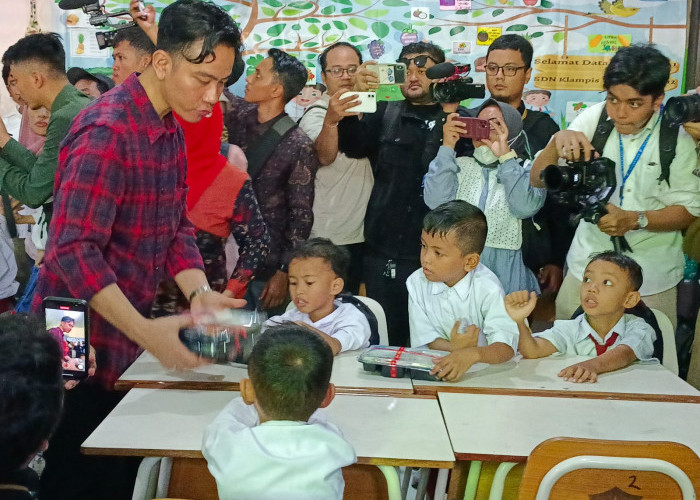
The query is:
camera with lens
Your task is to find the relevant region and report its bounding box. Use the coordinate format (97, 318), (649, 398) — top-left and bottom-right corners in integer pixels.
(662, 94), (700, 128)
(425, 62), (486, 103)
(542, 156), (616, 225)
(59, 0), (135, 50)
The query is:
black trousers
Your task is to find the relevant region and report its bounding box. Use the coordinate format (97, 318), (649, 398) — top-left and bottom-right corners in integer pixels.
(40, 384), (139, 500)
(362, 249), (420, 347)
(339, 242), (364, 295)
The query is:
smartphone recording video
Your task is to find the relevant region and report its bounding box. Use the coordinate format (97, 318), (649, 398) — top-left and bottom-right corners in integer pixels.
(453, 117), (491, 140)
(43, 297), (90, 379)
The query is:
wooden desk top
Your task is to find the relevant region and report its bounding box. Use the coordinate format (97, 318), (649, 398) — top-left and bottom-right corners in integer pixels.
(115, 350), (415, 396)
(438, 392), (700, 463)
(414, 355), (700, 403)
(82, 389), (454, 468)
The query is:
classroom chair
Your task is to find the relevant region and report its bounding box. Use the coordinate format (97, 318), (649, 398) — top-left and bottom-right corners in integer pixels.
(517, 437), (700, 500)
(650, 308), (679, 375)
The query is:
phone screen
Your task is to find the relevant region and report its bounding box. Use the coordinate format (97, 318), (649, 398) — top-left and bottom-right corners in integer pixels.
(44, 299), (89, 379)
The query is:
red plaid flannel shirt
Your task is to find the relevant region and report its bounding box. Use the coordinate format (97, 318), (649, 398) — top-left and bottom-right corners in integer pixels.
(33, 74), (204, 390)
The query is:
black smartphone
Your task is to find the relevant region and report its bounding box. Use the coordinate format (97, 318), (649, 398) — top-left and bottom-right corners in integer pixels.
(43, 296), (90, 380)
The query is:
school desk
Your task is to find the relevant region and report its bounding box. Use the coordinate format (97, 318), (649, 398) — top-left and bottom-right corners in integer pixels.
(413, 354), (700, 403)
(439, 392), (700, 499)
(115, 349), (415, 396)
(82, 389), (455, 499)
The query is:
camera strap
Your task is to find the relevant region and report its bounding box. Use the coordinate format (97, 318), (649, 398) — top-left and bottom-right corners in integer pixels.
(617, 113), (660, 204)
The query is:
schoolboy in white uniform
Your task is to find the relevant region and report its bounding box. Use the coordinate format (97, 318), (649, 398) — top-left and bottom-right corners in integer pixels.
(202, 324), (356, 500)
(407, 200), (519, 382)
(505, 251), (656, 383)
(264, 238), (370, 354)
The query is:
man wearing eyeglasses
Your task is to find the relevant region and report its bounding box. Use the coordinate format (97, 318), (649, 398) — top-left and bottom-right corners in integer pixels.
(344, 42), (449, 347)
(297, 42), (373, 294)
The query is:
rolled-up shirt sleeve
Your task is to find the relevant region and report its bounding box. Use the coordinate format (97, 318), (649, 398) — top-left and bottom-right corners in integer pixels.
(617, 315), (656, 361)
(479, 285), (518, 355)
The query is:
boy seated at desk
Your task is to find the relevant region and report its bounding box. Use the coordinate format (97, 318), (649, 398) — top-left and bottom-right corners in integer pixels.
(505, 251), (656, 383)
(202, 324), (356, 500)
(263, 238), (371, 355)
(408, 200), (519, 382)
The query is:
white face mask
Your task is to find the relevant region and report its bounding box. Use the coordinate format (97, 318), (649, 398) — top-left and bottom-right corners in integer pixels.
(473, 145), (498, 167)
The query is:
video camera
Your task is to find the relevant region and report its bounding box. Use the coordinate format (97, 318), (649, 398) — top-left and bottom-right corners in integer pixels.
(425, 62), (485, 103)
(662, 93), (700, 129)
(58, 0), (135, 50)
(543, 156), (631, 253)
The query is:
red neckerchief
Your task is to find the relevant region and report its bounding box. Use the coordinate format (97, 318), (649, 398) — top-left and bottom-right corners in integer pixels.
(588, 332), (619, 356)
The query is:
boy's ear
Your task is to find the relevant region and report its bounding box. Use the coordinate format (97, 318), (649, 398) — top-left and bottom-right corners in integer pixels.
(331, 276), (344, 295)
(462, 252), (480, 273)
(623, 290), (641, 310)
(319, 383), (336, 408)
(241, 378), (257, 406)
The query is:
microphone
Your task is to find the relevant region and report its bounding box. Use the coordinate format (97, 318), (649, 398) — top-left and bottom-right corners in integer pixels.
(58, 0), (96, 9)
(426, 62), (456, 80)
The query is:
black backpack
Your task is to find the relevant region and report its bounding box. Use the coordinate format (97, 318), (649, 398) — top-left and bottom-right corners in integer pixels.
(338, 292), (380, 346)
(571, 300), (664, 362)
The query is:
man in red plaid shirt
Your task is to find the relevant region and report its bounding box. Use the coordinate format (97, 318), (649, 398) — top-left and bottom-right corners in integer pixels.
(32, 1), (244, 498)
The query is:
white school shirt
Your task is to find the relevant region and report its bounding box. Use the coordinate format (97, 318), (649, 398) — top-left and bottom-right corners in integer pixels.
(534, 313), (656, 361)
(264, 299), (371, 352)
(299, 93), (374, 245)
(407, 263), (519, 353)
(202, 397), (356, 500)
(564, 102), (700, 295)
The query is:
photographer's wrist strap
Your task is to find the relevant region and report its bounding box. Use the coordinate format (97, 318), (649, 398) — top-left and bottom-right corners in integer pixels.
(618, 114), (660, 204)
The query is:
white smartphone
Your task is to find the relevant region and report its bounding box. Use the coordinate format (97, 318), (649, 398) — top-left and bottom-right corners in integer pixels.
(341, 91), (377, 113)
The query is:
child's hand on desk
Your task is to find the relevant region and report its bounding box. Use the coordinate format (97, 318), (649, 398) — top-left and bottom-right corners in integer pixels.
(504, 290), (537, 324)
(430, 348), (479, 382)
(558, 359), (598, 383)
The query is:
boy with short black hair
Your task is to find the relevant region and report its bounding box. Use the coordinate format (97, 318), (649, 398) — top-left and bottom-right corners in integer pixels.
(408, 200), (519, 382)
(202, 324), (356, 500)
(505, 251), (656, 383)
(264, 237), (371, 355)
(0, 315), (63, 499)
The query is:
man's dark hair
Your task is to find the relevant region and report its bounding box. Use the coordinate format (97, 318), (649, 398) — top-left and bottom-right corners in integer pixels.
(2, 64), (9, 86)
(587, 251), (643, 292)
(603, 44), (670, 98)
(487, 34), (534, 68)
(268, 48), (307, 103)
(319, 42), (362, 72)
(398, 42), (445, 64)
(157, 0), (242, 65)
(113, 26), (156, 56)
(0, 315), (63, 472)
(248, 324), (333, 421)
(2, 32), (65, 76)
(290, 237), (350, 283)
(423, 200), (488, 255)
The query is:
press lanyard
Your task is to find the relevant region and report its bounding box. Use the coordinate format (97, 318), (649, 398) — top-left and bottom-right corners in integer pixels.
(617, 114), (660, 205)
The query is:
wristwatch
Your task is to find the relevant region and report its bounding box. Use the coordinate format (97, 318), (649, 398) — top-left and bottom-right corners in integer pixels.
(637, 211), (649, 230)
(498, 150), (518, 163)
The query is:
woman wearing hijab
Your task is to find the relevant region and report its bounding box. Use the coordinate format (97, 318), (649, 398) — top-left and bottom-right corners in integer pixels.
(423, 99), (545, 294)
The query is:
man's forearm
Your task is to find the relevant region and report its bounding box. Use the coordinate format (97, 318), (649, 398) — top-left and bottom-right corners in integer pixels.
(315, 123), (340, 166)
(174, 268), (210, 302)
(530, 141), (559, 188)
(645, 205), (696, 232)
(89, 283), (148, 345)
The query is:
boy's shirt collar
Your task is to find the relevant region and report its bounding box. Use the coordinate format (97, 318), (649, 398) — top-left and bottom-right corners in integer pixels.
(427, 268), (474, 301)
(580, 313), (626, 343)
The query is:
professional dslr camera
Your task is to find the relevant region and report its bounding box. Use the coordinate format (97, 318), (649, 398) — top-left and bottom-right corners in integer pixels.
(662, 94), (700, 128)
(542, 156), (631, 253)
(58, 0), (135, 50)
(425, 62), (486, 103)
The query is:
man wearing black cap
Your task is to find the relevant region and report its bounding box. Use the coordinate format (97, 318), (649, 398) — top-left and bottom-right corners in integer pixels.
(67, 67), (115, 98)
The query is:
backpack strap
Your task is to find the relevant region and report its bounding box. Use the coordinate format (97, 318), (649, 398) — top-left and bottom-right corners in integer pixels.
(590, 105), (615, 156)
(338, 292), (380, 346)
(297, 103), (329, 124)
(657, 111), (677, 187)
(246, 115), (298, 180)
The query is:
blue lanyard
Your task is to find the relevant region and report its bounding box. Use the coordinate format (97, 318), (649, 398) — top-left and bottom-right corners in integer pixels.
(617, 114), (660, 205)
